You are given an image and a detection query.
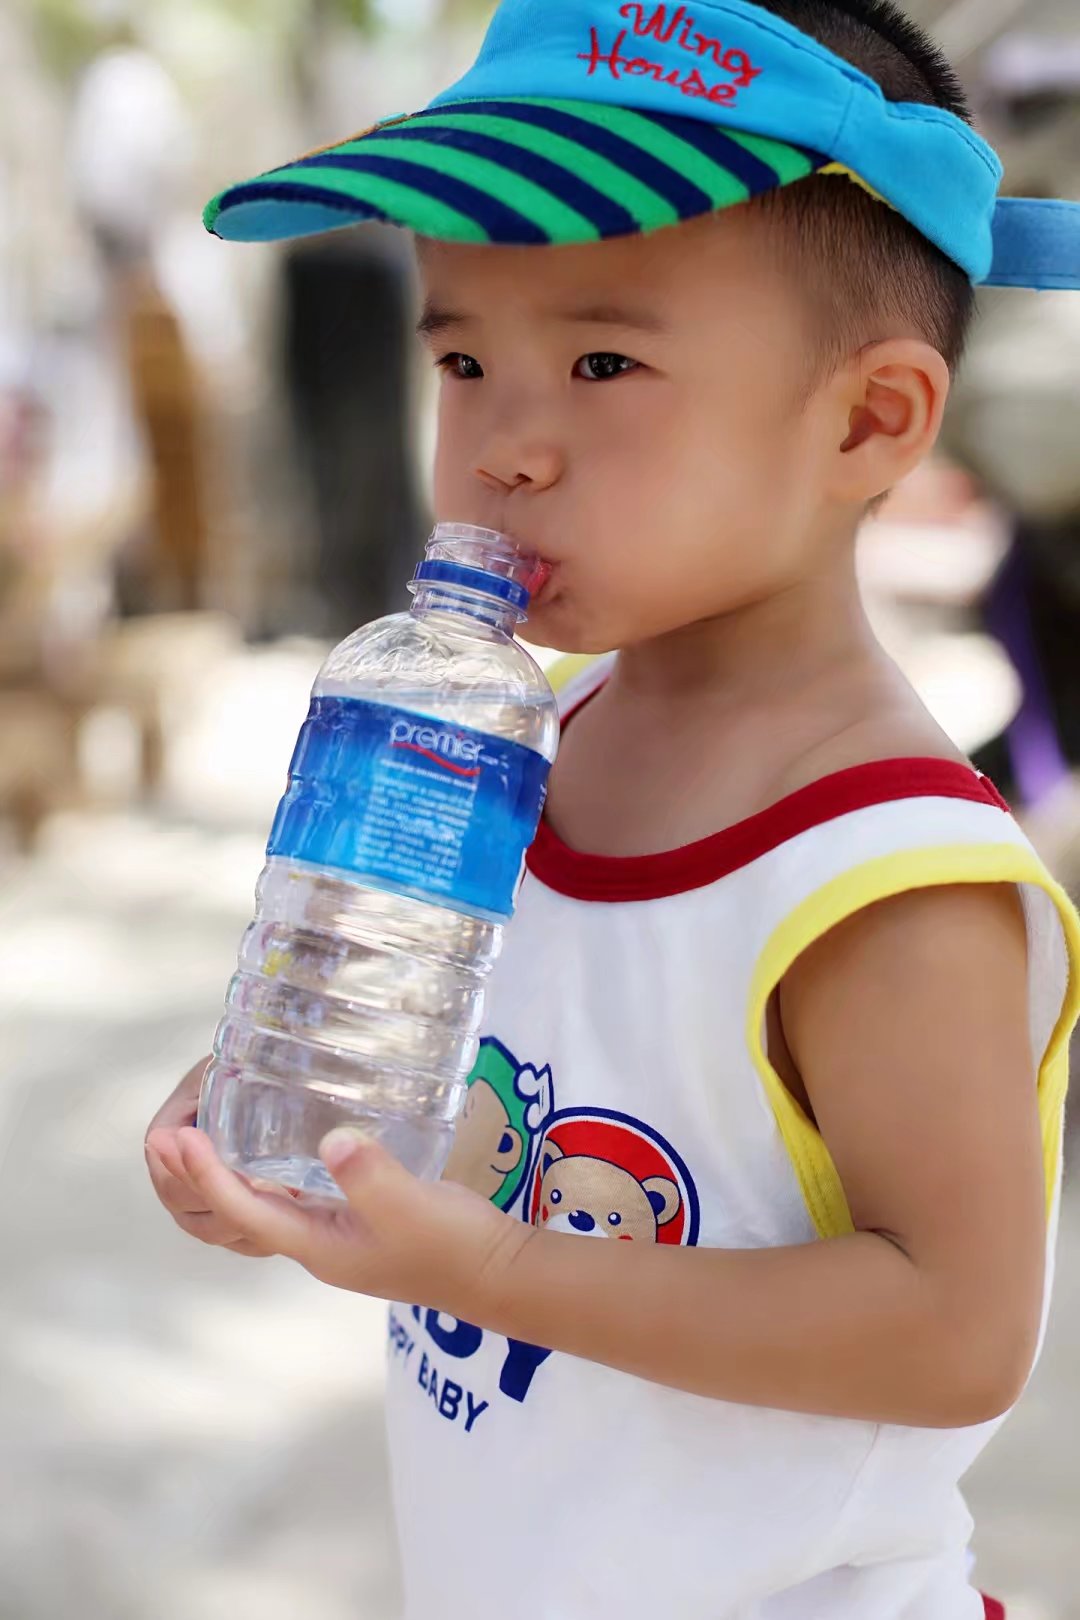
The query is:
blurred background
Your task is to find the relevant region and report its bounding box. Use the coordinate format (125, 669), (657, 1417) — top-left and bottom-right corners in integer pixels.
(2, 0), (1080, 1615)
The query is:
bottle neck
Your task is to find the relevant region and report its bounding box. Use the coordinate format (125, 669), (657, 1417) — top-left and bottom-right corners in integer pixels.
(410, 583), (521, 635)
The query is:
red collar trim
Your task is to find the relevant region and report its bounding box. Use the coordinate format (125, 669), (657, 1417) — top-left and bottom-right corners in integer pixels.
(527, 707), (1011, 902)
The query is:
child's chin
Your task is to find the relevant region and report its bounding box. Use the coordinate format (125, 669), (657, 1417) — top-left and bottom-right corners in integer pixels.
(522, 604), (613, 658)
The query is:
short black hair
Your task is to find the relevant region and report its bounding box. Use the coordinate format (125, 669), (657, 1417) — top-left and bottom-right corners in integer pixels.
(749, 0), (977, 374)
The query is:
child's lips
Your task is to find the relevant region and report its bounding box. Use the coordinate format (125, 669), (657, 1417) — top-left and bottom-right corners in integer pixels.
(524, 558), (555, 602)
(499, 531), (555, 601)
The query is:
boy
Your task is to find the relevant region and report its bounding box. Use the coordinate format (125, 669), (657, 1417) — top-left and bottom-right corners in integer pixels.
(145, 1), (1080, 1614)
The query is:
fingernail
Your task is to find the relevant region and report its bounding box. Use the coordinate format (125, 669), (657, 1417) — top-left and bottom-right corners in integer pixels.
(320, 1126), (372, 1171)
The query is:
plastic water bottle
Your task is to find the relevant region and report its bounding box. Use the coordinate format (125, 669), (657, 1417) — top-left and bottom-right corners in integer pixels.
(197, 524), (560, 1201)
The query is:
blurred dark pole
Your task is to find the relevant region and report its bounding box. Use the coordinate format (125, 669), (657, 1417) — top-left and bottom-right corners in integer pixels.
(281, 231), (428, 637)
(279, 0), (438, 637)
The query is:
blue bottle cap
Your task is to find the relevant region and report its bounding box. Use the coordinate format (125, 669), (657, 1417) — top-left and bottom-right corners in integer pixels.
(412, 560), (530, 614)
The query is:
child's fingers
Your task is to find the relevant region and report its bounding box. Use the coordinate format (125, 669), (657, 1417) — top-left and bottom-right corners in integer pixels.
(224, 1237), (276, 1259)
(148, 1132), (308, 1256)
(148, 1130), (302, 1207)
(146, 1129), (192, 1186)
(147, 1142), (263, 1247)
(176, 1127), (313, 1260)
(146, 1142), (212, 1218)
(147, 1057), (211, 1134)
(321, 1128), (401, 1199)
(153, 1096), (200, 1133)
(173, 1209), (252, 1246)
(320, 1127), (422, 1223)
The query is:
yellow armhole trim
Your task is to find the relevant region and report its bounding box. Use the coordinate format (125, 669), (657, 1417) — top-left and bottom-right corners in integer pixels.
(545, 653), (603, 699)
(746, 843), (1080, 1239)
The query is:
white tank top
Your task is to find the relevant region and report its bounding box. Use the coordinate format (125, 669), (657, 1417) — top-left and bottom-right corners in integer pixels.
(386, 657), (1079, 1620)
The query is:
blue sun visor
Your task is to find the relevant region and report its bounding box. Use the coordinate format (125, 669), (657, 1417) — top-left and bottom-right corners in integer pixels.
(206, 0), (1080, 292)
(425, 0), (1080, 289)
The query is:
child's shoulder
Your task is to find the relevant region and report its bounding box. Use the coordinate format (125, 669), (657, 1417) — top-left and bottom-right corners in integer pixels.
(770, 703), (970, 802)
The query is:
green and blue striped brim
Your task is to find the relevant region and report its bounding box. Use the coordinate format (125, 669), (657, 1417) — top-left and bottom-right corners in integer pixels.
(204, 96), (829, 248)
(202, 0), (1080, 286)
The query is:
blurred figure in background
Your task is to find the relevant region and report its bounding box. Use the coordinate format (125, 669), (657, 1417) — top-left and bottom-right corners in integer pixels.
(942, 33), (1080, 876)
(68, 19), (207, 614)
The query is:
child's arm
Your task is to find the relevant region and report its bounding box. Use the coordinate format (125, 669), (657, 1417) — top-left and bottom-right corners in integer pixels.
(164, 882), (1045, 1430)
(477, 882), (1045, 1427)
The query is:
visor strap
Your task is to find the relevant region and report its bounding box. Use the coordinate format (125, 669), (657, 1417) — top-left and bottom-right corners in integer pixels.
(986, 197), (1080, 291)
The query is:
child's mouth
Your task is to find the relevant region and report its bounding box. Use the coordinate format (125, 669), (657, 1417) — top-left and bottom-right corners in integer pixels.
(524, 558), (555, 603)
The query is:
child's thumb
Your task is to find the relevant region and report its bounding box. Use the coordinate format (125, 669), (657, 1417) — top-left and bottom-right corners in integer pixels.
(319, 1126), (410, 1206)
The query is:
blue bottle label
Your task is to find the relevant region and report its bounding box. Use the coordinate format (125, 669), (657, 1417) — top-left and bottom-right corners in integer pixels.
(266, 695), (551, 920)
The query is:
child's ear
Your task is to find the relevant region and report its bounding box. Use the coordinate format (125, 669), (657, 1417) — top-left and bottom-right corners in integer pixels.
(826, 338), (951, 505)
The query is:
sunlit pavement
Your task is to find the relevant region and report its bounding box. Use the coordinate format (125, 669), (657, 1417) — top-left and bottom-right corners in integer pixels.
(1, 638), (1077, 1619)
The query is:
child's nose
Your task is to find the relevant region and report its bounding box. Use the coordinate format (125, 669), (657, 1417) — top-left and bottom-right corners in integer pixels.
(472, 437), (562, 496)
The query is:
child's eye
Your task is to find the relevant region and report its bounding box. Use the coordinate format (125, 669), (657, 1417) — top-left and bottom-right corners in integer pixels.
(435, 352), (484, 380)
(574, 352), (639, 382)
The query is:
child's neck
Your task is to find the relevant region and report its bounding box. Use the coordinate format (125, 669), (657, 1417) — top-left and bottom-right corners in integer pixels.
(544, 554), (954, 857)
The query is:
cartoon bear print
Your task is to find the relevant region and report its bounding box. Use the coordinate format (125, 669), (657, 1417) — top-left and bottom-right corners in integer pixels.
(535, 1140), (682, 1242)
(527, 1110), (700, 1247)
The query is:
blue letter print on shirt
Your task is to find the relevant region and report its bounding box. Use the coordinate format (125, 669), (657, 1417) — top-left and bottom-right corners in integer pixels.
(388, 1307), (492, 1430)
(406, 1304), (552, 1405)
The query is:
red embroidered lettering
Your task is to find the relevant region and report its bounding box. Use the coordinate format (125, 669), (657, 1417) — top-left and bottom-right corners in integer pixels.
(722, 47), (764, 88)
(579, 14), (764, 103)
(680, 67), (710, 99)
(619, 4), (688, 45)
(578, 25), (631, 80)
(691, 30), (725, 68)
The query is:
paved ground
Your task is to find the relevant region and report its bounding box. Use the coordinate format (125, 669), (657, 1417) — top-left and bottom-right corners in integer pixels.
(2, 640), (1077, 1620)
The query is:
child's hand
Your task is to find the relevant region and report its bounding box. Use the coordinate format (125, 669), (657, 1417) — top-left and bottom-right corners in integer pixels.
(154, 1118), (529, 1314)
(144, 1057), (295, 1258)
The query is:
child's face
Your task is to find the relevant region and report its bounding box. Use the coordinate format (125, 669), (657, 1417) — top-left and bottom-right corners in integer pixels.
(415, 208), (846, 653)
